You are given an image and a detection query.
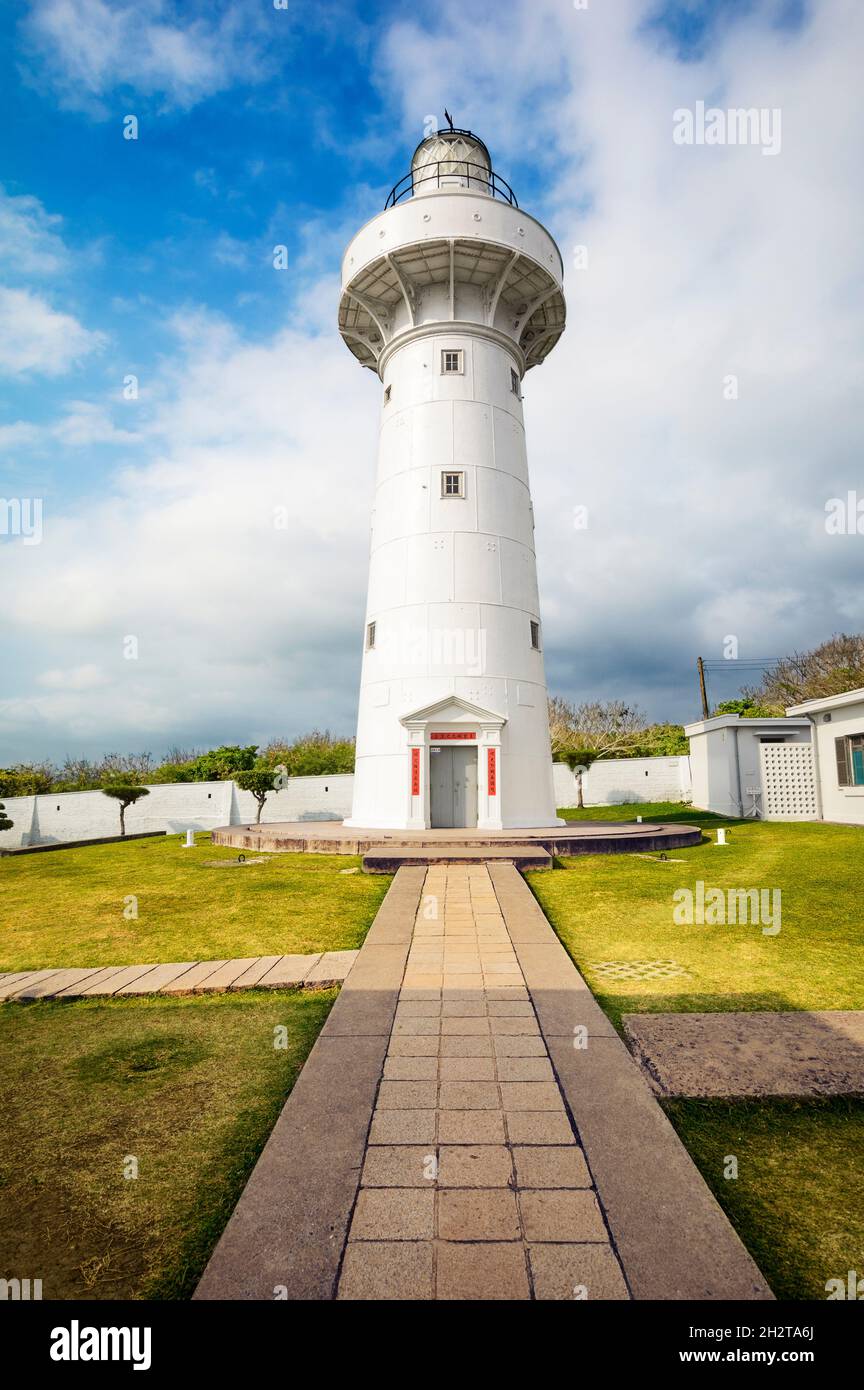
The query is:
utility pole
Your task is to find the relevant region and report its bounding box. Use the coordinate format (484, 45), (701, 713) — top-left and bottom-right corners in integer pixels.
(697, 657), (710, 719)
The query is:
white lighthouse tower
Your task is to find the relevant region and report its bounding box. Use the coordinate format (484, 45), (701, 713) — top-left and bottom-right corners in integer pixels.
(339, 125), (566, 831)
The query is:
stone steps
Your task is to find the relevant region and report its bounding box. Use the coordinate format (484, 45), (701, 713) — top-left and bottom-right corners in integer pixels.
(362, 846), (552, 873)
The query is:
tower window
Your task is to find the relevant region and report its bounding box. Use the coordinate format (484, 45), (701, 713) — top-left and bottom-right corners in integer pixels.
(510, 368), (520, 395)
(530, 620), (541, 650)
(383, 385), (392, 403)
(366, 621), (376, 650)
(441, 349), (463, 374)
(441, 471), (465, 498)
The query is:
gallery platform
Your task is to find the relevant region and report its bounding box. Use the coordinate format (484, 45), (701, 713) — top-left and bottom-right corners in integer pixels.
(211, 819), (703, 868)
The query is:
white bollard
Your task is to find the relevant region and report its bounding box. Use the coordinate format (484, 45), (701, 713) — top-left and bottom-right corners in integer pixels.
(715, 828), (728, 846)
(183, 829), (195, 848)
(636, 815), (643, 823)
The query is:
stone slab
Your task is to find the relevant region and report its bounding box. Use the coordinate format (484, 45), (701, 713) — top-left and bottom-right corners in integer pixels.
(74, 964), (160, 996)
(547, 1033), (773, 1301)
(304, 950), (359, 987)
(12, 967), (106, 999)
(195, 865), (425, 1300)
(623, 1010), (864, 1097)
(227, 956), (284, 990)
(114, 962), (198, 995)
(256, 954), (322, 988)
(0, 969), (59, 999)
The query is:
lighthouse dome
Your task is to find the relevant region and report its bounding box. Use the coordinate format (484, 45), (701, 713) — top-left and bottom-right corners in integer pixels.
(410, 127), (493, 198)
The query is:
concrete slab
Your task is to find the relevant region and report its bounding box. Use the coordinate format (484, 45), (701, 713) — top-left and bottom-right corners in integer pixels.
(304, 950), (359, 987)
(212, 820), (703, 857)
(547, 1034), (773, 1301)
(12, 967), (106, 999)
(256, 954), (322, 988)
(0, 970), (57, 999)
(363, 846), (551, 873)
(54, 966), (127, 997)
(114, 962), (198, 995)
(77, 963), (164, 996)
(160, 960), (226, 993)
(195, 867), (426, 1301)
(228, 956), (283, 990)
(189, 958), (261, 991)
(623, 1010), (864, 1097)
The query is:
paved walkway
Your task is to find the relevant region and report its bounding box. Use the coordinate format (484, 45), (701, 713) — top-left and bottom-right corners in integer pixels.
(337, 864), (626, 1300)
(196, 865), (772, 1302)
(0, 950), (358, 1002)
(623, 1010), (864, 1097)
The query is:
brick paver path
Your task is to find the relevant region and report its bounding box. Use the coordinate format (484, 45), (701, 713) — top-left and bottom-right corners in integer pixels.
(336, 864), (629, 1300)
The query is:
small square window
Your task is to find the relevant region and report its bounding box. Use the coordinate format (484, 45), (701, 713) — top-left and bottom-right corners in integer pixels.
(510, 368), (520, 395)
(441, 349), (463, 374)
(530, 620), (541, 650)
(441, 471), (464, 498)
(366, 621), (376, 650)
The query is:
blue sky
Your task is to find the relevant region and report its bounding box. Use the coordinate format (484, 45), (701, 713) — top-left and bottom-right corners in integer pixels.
(1, 0), (860, 763)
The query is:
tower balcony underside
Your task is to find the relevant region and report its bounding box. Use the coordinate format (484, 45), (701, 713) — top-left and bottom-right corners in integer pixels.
(339, 227), (565, 376)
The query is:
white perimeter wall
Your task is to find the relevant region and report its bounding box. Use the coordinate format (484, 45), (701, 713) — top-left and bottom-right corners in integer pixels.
(0, 775), (355, 849)
(552, 756), (691, 807)
(0, 759), (694, 848)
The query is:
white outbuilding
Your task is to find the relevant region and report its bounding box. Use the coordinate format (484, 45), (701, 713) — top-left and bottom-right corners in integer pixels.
(686, 687), (864, 825)
(785, 687), (864, 825)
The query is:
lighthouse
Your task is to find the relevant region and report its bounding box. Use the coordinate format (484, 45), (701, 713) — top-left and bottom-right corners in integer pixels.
(339, 125), (566, 831)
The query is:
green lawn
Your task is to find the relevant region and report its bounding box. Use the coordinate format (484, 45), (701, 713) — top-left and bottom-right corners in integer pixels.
(0, 988), (335, 1299)
(530, 803), (864, 1032)
(664, 1098), (864, 1301)
(0, 834), (391, 970)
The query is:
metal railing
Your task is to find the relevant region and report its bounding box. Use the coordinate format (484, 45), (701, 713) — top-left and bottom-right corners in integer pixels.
(385, 161), (518, 210)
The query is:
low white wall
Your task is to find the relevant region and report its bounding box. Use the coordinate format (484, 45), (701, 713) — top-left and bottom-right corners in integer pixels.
(0, 774), (355, 849)
(0, 758), (693, 848)
(552, 756), (692, 807)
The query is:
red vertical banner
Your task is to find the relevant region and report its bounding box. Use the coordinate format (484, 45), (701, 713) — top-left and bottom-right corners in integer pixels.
(411, 747), (421, 796)
(487, 747), (497, 796)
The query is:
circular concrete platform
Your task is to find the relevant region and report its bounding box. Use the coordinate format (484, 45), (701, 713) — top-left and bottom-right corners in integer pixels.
(210, 820), (703, 858)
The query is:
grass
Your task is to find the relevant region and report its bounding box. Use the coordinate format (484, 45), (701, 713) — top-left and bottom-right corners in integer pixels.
(0, 988), (335, 1299)
(0, 833), (391, 970)
(663, 1098), (864, 1301)
(529, 802), (864, 1031)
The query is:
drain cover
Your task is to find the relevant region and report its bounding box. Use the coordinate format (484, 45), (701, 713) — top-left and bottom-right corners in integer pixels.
(589, 959), (692, 981)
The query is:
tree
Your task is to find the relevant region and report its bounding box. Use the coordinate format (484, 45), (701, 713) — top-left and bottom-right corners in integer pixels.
(235, 764), (278, 824)
(561, 748), (599, 809)
(187, 745), (259, 781)
(0, 802), (12, 832)
(262, 731), (355, 777)
(547, 697), (647, 759)
(0, 765), (54, 797)
(712, 698), (779, 719)
(101, 783), (150, 836)
(627, 723), (689, 756)
(745, 633), (864, 709)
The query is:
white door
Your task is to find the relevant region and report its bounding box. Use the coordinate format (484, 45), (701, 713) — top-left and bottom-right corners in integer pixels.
(430, 746), (478, 828)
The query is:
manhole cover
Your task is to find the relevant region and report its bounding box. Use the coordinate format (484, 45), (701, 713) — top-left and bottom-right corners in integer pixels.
(589, 959), (692, 982)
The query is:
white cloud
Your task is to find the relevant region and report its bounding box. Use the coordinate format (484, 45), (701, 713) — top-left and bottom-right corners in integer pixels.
(0, 287), (105, 376)
(2, 0), (864, 759)
(37, 663), (107, 691)
(22, 0), (275, 113)
(0, 186), (68, 276)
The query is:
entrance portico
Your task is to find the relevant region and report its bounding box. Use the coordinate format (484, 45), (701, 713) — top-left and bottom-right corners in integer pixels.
(401, 695), (504, 831)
